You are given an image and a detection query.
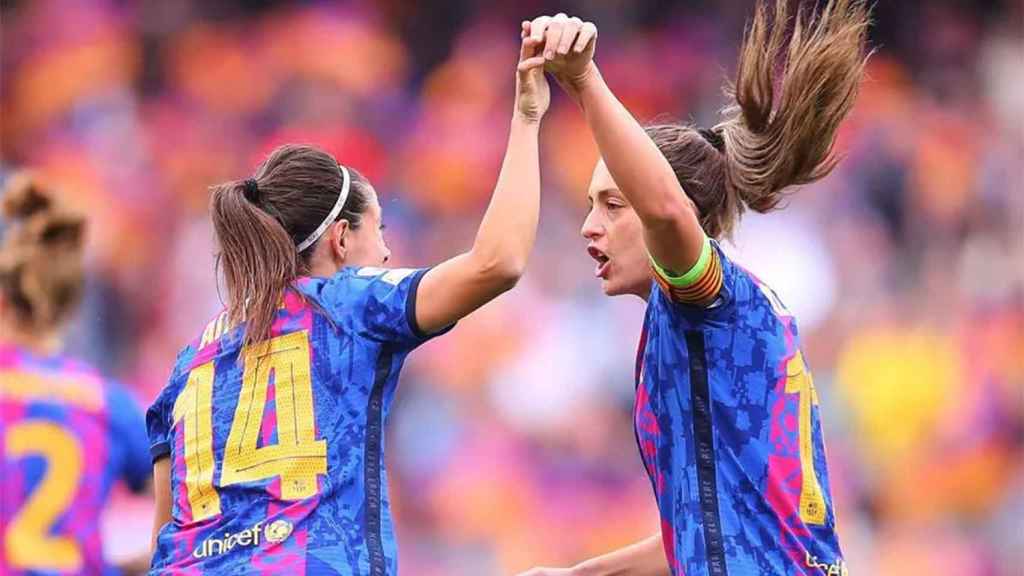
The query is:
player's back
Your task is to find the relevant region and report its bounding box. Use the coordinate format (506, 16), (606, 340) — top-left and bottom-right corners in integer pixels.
(638, 243), (843, 575)
(0, 344), (150, 576)
(147, 267), (442, 575)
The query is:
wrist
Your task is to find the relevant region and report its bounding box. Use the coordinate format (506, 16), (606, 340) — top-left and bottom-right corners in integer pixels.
(511, 113), (543, 129)
(566, 61), (601, 95)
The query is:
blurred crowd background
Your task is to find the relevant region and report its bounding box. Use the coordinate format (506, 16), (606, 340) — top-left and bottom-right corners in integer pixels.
(2, 0), (1022, 574)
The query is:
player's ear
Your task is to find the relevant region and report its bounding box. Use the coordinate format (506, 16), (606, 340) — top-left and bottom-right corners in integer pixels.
(329, 220), (351, 265)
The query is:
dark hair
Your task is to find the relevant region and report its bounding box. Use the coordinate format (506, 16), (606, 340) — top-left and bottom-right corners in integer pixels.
(647, 0), (871, 238)
(0, 173), (86, 333)
(210, 144), (373, 348)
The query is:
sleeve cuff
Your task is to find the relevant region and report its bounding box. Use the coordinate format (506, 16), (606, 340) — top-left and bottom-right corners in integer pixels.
(405, 268), (456, 341)
(150, 442), (170, 463)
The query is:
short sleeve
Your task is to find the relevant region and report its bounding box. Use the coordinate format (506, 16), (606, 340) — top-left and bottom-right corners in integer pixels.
(313, 267), (454, 349)
(146, 381), (178, 464)
(106, 383), (152, 493)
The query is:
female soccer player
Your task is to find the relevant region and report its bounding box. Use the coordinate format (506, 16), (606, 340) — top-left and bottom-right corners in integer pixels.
(520, 3), (868, 575)
(145, 31), (553, 574)
(0, 175), (152, 575)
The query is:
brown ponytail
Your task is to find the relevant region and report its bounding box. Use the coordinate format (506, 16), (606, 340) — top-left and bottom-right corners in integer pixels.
(720, 0), (871, 211)
(210, 144), (372, 348)
(0, 173), (86, 333)
(646, 0), (870, 239)
(210, 181), (300, 350)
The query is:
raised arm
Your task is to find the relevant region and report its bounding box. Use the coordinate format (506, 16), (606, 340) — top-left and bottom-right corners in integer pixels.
(532, 15), (705, 276)
(413, 32), (550, 334)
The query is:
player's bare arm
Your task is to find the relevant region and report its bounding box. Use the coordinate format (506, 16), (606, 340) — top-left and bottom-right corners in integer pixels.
(414, 31), (550, 333)
(525, 14), (705, 277)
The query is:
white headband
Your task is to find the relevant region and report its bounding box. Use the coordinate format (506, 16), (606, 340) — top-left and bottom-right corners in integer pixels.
(296, 165), (351, 253)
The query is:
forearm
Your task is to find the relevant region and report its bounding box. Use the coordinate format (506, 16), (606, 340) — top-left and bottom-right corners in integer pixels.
(571, 64), (703, 271)
(573, 65), (688, 224)
(469, 115), (542, 277)
(573, 533), (669, 576)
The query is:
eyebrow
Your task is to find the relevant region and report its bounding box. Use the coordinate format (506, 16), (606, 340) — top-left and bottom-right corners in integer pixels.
(590, 188), (623, 203)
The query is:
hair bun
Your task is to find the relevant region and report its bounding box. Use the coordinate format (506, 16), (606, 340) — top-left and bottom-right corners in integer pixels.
(2, 173), (53, 220)
(38, 216), (85, 248)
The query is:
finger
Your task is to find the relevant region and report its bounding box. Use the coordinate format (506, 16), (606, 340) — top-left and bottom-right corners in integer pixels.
(573, 22), (597, 53)
(521, 20), (529, 39)
(544, 13), (568, 59)
(517, 56), (547, 72)
(519, 36), (542, 61)
(557, 16), (583, 55)
(530, 15), (551, 42)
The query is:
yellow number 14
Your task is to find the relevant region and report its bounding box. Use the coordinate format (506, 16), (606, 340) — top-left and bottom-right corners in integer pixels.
(172, 330), (327, 522)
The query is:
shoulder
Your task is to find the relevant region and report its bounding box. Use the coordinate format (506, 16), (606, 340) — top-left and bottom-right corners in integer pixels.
(171, 342), (199, 378)
(43, 356), (110, 412)
(309, 267), (424, 291)
(648, 241), (745, 319)
(102, 377), (144, 416)
(297, 267), (427, 315)
(151, 344), (196, 409)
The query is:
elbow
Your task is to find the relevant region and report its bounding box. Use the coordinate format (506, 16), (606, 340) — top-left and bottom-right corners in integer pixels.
(642, 180), (698, 228)
(472, 251), (527, 292)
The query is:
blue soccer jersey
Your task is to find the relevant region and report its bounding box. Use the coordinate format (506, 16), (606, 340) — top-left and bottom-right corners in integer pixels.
(0, 344), (151, 576)
(635, 242), (844, 575)
(146, 267), (447, 575)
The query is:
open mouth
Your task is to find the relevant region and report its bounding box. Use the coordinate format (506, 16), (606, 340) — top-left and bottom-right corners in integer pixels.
(587, 246), (611, 279)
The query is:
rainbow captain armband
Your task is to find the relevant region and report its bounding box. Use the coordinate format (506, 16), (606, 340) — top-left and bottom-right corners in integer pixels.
(650, 235), (723, 306)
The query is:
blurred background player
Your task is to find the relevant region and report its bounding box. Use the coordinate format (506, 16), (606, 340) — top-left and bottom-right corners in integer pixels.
(145, 31), (550, 574)
(0, 175), (151, 575)
(520, 2), (868, 574)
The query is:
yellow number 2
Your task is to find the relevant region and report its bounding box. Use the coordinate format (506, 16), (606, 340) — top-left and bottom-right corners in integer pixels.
(171, 330), (327, 521)
(4, 421), (84, 571)
(785, 350), (827, 526)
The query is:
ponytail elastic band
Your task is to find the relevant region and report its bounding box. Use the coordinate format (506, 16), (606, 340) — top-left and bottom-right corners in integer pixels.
(698, 128), (725, 153)
(296, 165), (350, 253)
(242, 179), (260, 203)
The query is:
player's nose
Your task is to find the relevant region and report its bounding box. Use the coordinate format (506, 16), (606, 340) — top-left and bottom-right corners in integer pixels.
(581, 209), (603, 240)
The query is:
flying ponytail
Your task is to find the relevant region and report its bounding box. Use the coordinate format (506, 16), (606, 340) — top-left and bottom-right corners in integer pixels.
(719, 0), (871, 212)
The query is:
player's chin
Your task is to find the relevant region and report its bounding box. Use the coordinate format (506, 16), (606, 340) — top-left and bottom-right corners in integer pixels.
(599, 276), (626, 297)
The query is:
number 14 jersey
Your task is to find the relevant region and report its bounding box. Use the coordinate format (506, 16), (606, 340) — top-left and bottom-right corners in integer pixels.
(147, 267), (447, 575)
